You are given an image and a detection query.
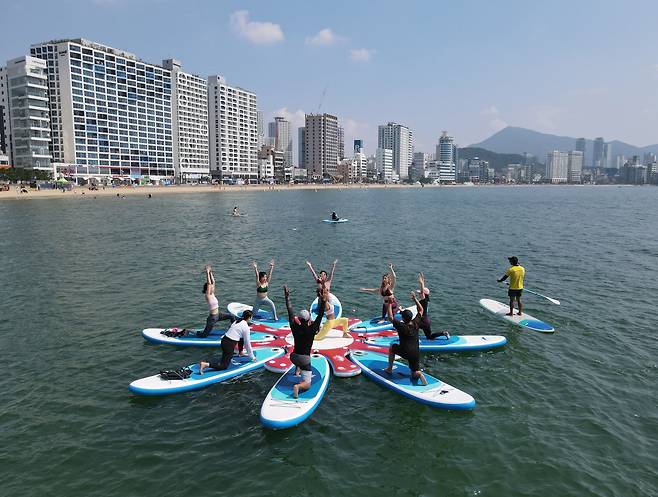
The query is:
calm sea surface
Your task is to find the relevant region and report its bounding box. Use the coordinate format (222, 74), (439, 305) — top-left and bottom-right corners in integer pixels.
(1, 186), (656, 497)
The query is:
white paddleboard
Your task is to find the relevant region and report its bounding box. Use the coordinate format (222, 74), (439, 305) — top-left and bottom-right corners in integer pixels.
(323, 219), (349, 223)
(479, 299), (555, 333)
(227, 302), (289, 328)
(141, 328), (277, 347)
(260, 354), (330, 429)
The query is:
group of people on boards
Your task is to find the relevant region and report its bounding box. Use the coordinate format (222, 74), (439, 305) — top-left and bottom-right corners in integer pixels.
(194, 256), (525, 395)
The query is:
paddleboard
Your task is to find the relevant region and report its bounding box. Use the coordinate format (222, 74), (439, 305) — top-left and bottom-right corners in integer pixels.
(349, 350), (475, 410)
(479, 299), (555, 333)
(365, 334), (507, 352)
(260, 354), (330, 429)
(141, 328), (277, 347)
(323, 219), (349, 223)
(348, 306), (417, 333)
(227, 302), (289, 327)
(128, 347), (285, 396)
(310, 294), (343, 320)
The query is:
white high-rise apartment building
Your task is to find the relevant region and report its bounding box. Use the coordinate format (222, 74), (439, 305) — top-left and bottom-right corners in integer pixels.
(208, 75), (258, 181)
(304, 113), (339, 178)
(268, 116), (292, 168)
(376, 147), (394, 181)
(351, 151), (368, 180)
(30, 39), (174, 181)
(546, 150), (569, 183)
(435, 131), (456, 182)
(1, 56), (52, 170)
(162, 59), (208, 181)
(378, 122), (412, 179)
(568, 150), (583, 184)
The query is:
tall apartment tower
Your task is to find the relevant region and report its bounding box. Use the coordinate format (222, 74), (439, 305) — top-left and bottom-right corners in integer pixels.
(378, 122), (412, 179)
(436, 131), (456, 182)
(575, 138), (586, 166)
(208, 75), (258, 181)
(567, 150), (583, 184)
(546, 150), (569, 183)
(304, 113), (339, 178)
(592, 137), (605, 168)
(30, 39), (174, 180)
(604, 143), (613, 169)
(162, 59), (208, 181)
(268, 116), (292, 168)
(338, 126), (345, 160)
(298, 127), (305, 168)
(0, 56), (52, 170)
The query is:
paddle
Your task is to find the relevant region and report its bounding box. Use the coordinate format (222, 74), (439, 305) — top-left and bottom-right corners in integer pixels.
(502, 282), (560, 305)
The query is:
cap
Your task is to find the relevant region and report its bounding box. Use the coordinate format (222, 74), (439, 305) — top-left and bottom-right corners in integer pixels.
(401, 310), (413, 322)
(299, 309), (311, 321)
(508, 256), (519, 264)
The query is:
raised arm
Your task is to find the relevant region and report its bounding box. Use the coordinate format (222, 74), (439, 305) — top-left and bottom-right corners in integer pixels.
(284, 286), (294, 321)
(305, 260), (319, 281)
(252, 261), (260, 283)
(418, 272), (428, 298)
(328, 259), (338, 283)
(360, 287), (379, 294)
(411, 291), (423, 317)
(205, 265), (215, 295)
(389, 263), (396, 290)
(267, 259), (275, 282)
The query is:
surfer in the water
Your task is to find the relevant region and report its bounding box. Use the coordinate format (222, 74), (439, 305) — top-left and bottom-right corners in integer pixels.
(416, 272), (450, 340)
(360, 263), (399, 323)
(252, 260), (278, 321)
(284, 285), (326, 398)
(232, 206), (239, 216)
(198, 310), (255, 374)
(498, 256), (525, 316)
(383, 292), (427, 385)
(331, 211), (339, 221)
(306, 259), (337, 297)
(195, 265), (234, 338)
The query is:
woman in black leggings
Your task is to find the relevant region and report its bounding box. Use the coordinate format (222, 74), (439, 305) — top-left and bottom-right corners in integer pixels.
(199, 310), (255, 374)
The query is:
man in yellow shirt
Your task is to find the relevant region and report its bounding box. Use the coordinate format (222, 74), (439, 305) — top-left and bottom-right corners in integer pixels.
(498, 256), (525, 316)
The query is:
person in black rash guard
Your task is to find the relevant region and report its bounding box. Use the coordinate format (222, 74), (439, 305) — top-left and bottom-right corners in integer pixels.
(416, 272), (450, 340)
(283, 285), (325, 398)
(383, 292), (428, 385)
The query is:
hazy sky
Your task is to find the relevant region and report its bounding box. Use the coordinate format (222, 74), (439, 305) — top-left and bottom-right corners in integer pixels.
(3, 0), (658, 155)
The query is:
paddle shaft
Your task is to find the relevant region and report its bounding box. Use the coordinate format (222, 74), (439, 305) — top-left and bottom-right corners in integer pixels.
(502, 282), (560, 305)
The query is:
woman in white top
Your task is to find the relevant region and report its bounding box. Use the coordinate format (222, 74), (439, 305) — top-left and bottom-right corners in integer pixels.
(199, 310), (255, 373)
(196, 265), (233, 338)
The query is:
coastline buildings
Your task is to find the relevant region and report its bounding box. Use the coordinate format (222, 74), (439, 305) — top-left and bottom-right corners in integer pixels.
(378, 122), (412, 180)
(297, 127), (305, 168)
(412, 152), (430, 180)
(208, 75), (258, 181)
(162, 59), (208, 181)
(545, 150), (568, 183)
(436, 131), (457, 182)
(375, 147), (394, 181)
(576, 138), (586, 166)
(593, 137), (604, 168)
(567, 150), (583, 183)
(268, 116), (292, 169)
(304, 113), (339, 178)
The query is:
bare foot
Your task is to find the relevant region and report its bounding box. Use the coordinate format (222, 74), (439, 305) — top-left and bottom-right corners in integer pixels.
(198, 362), (207, 375)
(292, 384), (299, 398)
(382, 368), (393, 375)
(517, 312), (523, 316)
(505, 313), (514, 316)
(418, 372), (428, 386)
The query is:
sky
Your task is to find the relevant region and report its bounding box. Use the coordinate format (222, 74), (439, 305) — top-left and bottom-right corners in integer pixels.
(3, 0), (658, 156)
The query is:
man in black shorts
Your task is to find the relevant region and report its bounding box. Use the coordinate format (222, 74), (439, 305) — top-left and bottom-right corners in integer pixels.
(383, 291), (427, 385)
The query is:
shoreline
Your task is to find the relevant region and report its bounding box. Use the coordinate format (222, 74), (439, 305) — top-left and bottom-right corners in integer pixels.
(0, 181), (629, 201)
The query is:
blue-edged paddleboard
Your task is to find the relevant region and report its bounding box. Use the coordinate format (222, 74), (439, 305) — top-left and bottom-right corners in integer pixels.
(260, 354), (330, 429)
(479, 299), (555, 333)
(141, 328), (277, 347)
(348, 306), (417, 333)
(323, 218), (349, 223)
(128, 347), (285, 396)
(227, 302), (290, 329)
(365, 334), (507, 352)
(309, 294), (342, 321)
(349, 350), (475, 410)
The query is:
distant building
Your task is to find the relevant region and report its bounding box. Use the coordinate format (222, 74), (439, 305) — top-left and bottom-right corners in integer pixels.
(378, 122), (413, 179)
(298, 127), (305, 167)
(412, 152), (429, 180)
(467, 158), (489, 183)
(338, 126), (344, 160)
(268, 116), (293, 169)
(604, 143), (613, 168)
(593, 137), (605, 168)
(621, 163), (647, 185)
(436, 131), (456, 182)
(208, 75), (258, 181)
(545, 150), (569, 183)
(353, 139), (363, 154)
(351, 151), (368, 181)
(258, 145), (285, 183)
(304, 113), (339, 178)
(257, 111), (265, 147)
(376, 147), (394, 181)
(568, 150), (583, 184)
(576, 138), (586, 166)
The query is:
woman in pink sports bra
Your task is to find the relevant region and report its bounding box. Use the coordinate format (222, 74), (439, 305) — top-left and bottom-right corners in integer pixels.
(360, 263), (399, 323)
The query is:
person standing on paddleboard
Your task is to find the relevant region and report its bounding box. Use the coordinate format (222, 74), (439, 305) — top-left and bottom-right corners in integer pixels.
(416, 272), (450, 340)
(360, 263), (399, 323)
(383, 292), (427, 386)
(195, 265), (234, 338)
(498, 256), (525, 316)
(284, 285), (326, 398)
(198, 310), (255, 374)
(251, 260), (278, 320)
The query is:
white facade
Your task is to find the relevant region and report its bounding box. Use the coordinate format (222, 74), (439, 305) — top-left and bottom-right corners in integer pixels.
(352, 151), (368, 180)
(378, 122), (412, 179)
(546, 150), (569, 183)
(304, 113), (339, 178)
(2, 56), (52, 170)
(568, 150), (583, 184)
(30, 39), (174, 181)
(0, 66), (9, 155)
(376, 147), (394, 181)
(208, 75), (258, 181)
(163, 59), (208, 181)
(268, 116), (292, 168)
(435, 131), (456, 182)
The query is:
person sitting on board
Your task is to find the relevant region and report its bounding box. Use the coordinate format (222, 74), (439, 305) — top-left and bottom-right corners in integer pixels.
(251, 260), (278, 320)
(232, 206), (239, 216)
(306, 259), (337, 298)
(315, 285), (350, 340)
(383, 293), (427, 386)
(284, 285), (326, 398)
(198, 310), (255, 374)
(359, 263), (399, 323)
(497, 256), (525, 316)
(194, 265), (234, 338)
(331, 211), (339, 221)
(416, 272), (450, 340)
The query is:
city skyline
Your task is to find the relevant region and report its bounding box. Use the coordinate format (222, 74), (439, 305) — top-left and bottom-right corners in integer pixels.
(2, 1), (658, 157)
